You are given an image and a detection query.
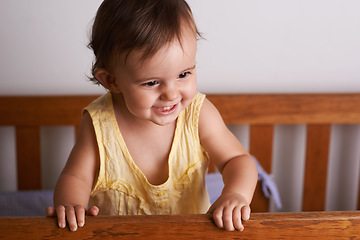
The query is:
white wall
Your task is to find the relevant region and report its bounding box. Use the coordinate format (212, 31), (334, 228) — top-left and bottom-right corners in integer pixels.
(0, 0), (105, 95)
(192, 0), (360, 93)
(1, 0), (359, 95)
(1, 0), (360, 212)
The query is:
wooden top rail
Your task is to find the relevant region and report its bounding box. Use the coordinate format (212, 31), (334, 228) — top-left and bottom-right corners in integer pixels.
(0, 95), (98, 126)
(1, 211), (360, 239)
(207, 93), (360, 124)
(1, 93), (360, 126)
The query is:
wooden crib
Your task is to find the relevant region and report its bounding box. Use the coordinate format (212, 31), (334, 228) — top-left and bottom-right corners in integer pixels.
(1, 93), (360, 238)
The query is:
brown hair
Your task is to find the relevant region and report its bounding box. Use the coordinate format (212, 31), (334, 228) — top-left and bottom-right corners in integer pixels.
(88, 0), (201, 84)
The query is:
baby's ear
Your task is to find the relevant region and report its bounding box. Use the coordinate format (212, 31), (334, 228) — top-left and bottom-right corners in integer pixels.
(94, 69), (121, 92)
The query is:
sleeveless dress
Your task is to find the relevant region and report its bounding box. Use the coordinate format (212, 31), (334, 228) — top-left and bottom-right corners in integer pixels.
(85, 92), (211, 215)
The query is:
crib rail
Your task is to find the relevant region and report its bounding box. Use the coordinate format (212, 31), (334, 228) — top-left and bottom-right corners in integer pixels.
(1, 211), (360, 239)
(1, 93), (360, 212)
(207, 94), (360, 124)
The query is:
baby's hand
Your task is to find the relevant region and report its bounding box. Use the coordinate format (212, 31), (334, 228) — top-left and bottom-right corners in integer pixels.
(207, 192), (251, 231)
(46, 205), (99, 231)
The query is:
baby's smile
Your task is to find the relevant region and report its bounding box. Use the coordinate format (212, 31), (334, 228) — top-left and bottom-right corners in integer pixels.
(153, 103), (178, 115)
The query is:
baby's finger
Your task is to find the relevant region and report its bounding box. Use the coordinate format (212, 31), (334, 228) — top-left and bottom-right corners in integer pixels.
(86, 206), (99, 216)
(232, 205), (244, 231)
(212, 207), (224, 229)
(75, 205), (86, 228)
(222, 206), (236, 231)
(241, 205), (251, 221)
(55, 205), (67, 229)
(46, 206), (56, 217)
(65, 206), (78, 231)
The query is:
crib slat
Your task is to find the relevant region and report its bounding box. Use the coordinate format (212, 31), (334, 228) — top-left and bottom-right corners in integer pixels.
(303, 124), (331, 211)
(75, 125), (80, 140)
(16, 126), (42, 190)
(358, 186), (360, 210)
(249, 125), (274, 212)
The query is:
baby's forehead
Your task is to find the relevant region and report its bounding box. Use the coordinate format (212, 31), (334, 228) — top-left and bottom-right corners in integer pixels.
(111, 41), (196, 78)
(119, 30), (197, 65)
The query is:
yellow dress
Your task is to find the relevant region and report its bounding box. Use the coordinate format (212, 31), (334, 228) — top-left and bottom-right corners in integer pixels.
(85, 92), (211, 215)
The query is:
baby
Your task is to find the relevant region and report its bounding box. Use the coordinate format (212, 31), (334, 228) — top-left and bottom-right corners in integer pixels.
(46, 0), (258, 232)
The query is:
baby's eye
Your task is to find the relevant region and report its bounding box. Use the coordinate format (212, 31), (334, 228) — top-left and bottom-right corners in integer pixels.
(142, 80), (159, 87)
(178, 71), (191, 79)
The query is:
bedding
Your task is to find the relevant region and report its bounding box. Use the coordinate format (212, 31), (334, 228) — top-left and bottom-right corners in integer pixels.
(0, 190), (53, 216)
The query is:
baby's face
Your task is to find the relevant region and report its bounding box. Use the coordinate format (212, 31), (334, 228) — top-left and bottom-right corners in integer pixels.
(112, 28), (198, 126)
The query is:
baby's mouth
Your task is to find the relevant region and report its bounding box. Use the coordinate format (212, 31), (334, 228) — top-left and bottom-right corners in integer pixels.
(161, 106), (173, 111)
(154, 103), (178, 114)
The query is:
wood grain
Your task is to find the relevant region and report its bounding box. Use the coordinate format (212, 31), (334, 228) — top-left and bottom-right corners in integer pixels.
(1, 212), (360, 239)
(303, 124), (331, 211)
(16, 126), (42, 190)
(207, 93), (360, 124)
(0, 95), (98, 126)
(249, 125), (274, 212)
(2, 93), (360, 126)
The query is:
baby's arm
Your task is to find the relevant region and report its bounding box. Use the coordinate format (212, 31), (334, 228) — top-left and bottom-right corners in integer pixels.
(46, 112), (100, 231)
(199, 98), (258, 231)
